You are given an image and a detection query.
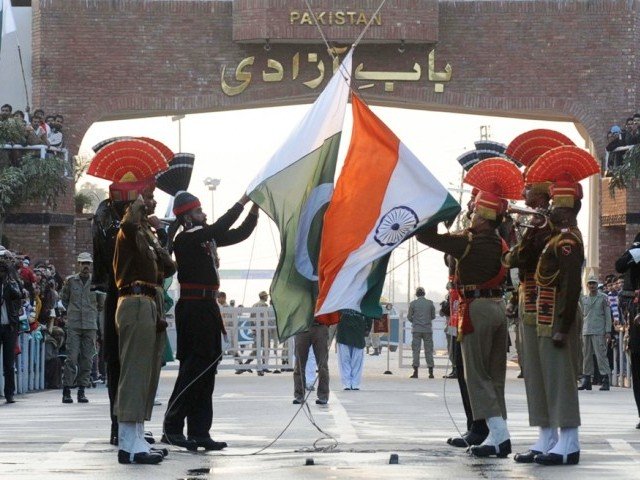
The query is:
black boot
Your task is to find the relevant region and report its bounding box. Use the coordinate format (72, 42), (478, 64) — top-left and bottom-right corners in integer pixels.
(188, 436), (228, 451)
(600, 375), (610, 391)
(77, 387), (89, 403)
(428, 367), (434, 379)
(577, 375), (592, 391)
(62, 387), (73, 404)
(161, 433), (198, 451)
(409, 367), (418, 379)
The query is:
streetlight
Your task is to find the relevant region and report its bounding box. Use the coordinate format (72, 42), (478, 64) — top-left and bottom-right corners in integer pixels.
(204, 177), (221, 219)
(171, 114), (185, 152)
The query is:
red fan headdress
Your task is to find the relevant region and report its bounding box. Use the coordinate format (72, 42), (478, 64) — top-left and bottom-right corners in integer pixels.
(526, 146), (600, 208)
(506, 129), (575, 168)
(463, 158), (524, 220)
(87, 138), (171, 202)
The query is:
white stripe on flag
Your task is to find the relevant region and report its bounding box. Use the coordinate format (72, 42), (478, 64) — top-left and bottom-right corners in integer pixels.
(2, 0), (17, 35)
(246, 50), (353, 193)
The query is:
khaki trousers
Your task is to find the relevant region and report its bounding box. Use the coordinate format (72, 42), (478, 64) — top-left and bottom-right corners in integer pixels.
(115, 296), (166, 422)
(582, 334), (611, 376)
(461, 298), (508, 420)
(522, 311), (581, 428)
(63, 328), (96, 388)
(411, 331), (434, 368)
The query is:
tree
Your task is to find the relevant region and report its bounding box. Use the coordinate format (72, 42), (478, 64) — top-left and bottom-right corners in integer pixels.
(0, 120), (67, 241)
(77, 181), (107, 213)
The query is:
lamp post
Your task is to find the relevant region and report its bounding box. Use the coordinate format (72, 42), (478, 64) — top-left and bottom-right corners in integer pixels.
(204, 177), (221, 219)
(171, 114), (185, 152)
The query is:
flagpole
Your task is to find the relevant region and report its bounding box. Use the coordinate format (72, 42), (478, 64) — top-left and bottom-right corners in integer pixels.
(16, 43), (29, 108)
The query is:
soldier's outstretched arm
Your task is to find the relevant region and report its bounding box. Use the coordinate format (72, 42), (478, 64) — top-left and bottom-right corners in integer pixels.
(415, 224), (469, 258)
(216, 205), (259, 247)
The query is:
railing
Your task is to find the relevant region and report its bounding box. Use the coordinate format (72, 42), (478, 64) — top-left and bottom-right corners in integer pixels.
(219, 307), (295, 371)
(0, 331), (46, 398)
(1, 144), (71, 177)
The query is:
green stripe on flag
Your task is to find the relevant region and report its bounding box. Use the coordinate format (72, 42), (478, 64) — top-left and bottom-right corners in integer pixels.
(249, 132), (341, 340)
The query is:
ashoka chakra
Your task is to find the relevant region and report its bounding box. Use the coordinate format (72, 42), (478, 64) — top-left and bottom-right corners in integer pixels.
(374, 206), (419, 247)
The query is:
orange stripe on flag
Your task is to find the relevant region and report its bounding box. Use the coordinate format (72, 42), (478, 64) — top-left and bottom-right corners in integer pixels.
(315, 95), (400, 323)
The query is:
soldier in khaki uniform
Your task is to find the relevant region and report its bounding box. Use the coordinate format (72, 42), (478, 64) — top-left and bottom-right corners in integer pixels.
(417, 158), (524, 459)
(114, 187), (176, 465)
(579, 276), (612, 391)
(60, 252), (104, 404)
(517, 144), (600, 466)
(500, 130), (564, 463)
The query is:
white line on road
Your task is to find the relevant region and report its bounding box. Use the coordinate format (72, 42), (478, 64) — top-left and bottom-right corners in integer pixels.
(328, 394), (359, 443)
(58, 438), (101, 452)
(607, 438), (640, 463)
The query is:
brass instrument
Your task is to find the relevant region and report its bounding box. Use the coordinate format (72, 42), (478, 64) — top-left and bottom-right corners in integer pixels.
(507, 206), (549, 229)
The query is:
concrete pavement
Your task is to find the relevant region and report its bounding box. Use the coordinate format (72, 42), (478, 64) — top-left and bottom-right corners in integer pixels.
(1, 350), (639, 479)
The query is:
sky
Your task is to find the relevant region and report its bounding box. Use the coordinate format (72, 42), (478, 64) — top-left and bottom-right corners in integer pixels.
(78, 105), (589, 308)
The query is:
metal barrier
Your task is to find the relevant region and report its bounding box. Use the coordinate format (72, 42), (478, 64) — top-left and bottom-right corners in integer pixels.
(0, 332), (46, 398)
(219, 307), (295, 371)
(612, 329), (632, 388)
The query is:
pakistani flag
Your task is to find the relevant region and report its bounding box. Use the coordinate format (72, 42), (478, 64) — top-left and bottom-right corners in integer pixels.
(246, 50), (353, 340)
(0, 0), (17, 55)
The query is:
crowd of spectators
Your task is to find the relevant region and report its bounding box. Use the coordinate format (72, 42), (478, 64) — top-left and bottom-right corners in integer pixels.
(605, 114), (640, 172)
(597, 273), (630, 383)
(0, 244), (84, 398)
(1, 103), (65, 148)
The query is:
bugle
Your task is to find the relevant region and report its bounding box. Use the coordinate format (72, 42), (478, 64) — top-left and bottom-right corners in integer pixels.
(507, 206), (548, 229)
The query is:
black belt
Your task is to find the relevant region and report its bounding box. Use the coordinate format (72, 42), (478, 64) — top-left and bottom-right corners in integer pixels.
(180, 288), (217, 300)
(461, 288), (504, 299)
(119, 283), (157, 299)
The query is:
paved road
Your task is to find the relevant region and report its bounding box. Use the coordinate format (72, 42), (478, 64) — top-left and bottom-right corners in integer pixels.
(1, 350), (639, 479)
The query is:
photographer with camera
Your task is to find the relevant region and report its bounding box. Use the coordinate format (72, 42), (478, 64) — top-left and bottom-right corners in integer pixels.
(0, 247), (23, 404)
(59, 252), (104, 404)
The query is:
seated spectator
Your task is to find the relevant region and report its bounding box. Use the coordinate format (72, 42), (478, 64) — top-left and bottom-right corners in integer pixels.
(48, 115), (64, 148)
(623, 117), (635, 144)
(0, 103), (12, 121)
(26, 115), (49, 146)
(45, 115), (55, 129)
(32, 109), (50, 135)
(606, 125), (626, 170)
(13, 110), (26, 126)
(629, 114), (640, 145)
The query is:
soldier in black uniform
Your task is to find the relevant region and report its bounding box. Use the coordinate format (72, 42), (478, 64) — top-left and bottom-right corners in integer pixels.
(163, 191), (258, 450)
(615, 232), (640, 428)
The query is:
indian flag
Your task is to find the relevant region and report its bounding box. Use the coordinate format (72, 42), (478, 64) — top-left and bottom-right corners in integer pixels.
(0, 0), (17, 55)
(315, 94), (460, 322)
(246, 50), (352, 340)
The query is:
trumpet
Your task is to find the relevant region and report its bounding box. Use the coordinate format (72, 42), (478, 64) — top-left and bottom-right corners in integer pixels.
(507, 206), (549, 229)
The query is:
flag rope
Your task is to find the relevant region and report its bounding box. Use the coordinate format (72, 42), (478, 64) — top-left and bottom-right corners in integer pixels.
(302, 0), (389, 91)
